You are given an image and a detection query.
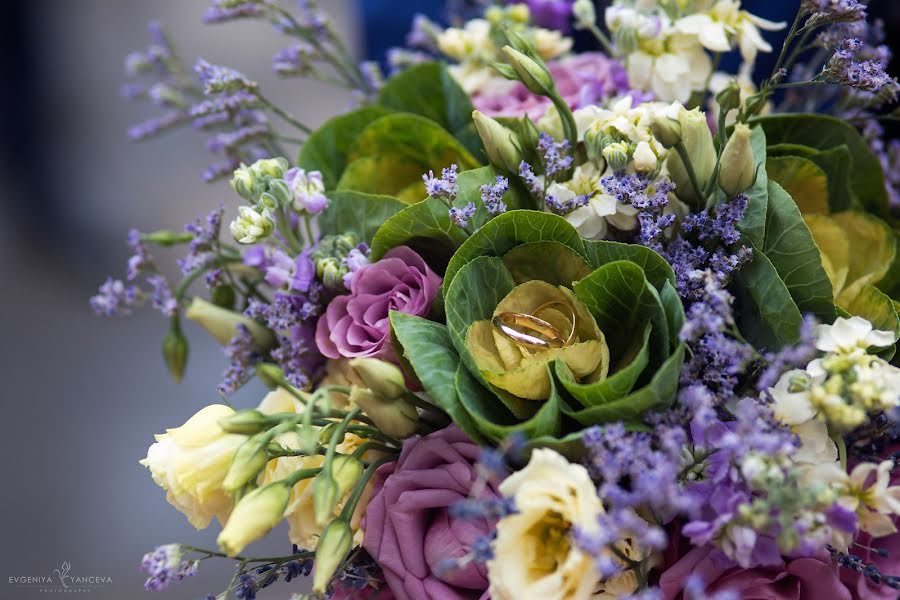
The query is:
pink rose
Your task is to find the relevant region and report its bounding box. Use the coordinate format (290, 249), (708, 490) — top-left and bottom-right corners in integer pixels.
(315, 246), (441, 362)
(472, 52), (630, 119)
(659, 544), (851, 600)
(362, 426), (497, 600)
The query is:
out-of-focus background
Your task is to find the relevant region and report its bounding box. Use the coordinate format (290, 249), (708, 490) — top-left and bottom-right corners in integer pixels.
(0, 1), (896, 599)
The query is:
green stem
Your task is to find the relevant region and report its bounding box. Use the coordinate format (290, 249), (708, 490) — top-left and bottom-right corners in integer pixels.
(276, 206), (303, 254)
(350, 441), (400, 461)
(303, 214), (316, 246)
(674, 141), (706, 211)
(322, 408), (362, 477)
(586, 23), (615, 56)
(340, 456), (396, 521)
(258, 94), (312, 134)
(183, 545), (313, 564)
(175, 257), (241, 300)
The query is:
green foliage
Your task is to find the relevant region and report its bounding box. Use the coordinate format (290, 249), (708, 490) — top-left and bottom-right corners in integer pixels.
(317, 190), (406, 243)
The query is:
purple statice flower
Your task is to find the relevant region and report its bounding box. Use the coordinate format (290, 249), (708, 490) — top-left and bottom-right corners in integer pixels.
(756, 315), (819, 391)
(605, 174), (676, 251)
(821, 38), (898, 95)
(519, 161), (544, 198)
(235, 574), (258, 600)
(544, 190), (589, 215)
(480, 175), (509, 216)
(450, 496), (517, 521)
(538, 132), (573, 179)
(678, 273), (754, 399)
(194, 59), (258, 95)
(510, 0), (574, 32)
(359, 60), (384, 95)
(202, 160), (240, 183)
(206, 124), (269, 153)
(802, 0), (866, 28)
(449, 202), (477, 229)
(177, 207), (223, 276)
(140, 544), (198, 591)
(406, 14), (442, 52)
(127, 111), (187, 141)
(219, 323), (257, 395)
(90, 278), (143, 316)
(272, 43), (316, 77)
(146, 275), (178, 317)
(862, 119), (900, 213)
(203, 1), (264, 24)
(386, 48), (431, 75)
(189, 90), (259, 125)
(422, 164), (459, 201)
(126, 229), (154, 280)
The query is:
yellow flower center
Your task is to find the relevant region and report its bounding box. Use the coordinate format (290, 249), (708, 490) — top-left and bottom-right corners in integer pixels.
(525, 510), (572, 577)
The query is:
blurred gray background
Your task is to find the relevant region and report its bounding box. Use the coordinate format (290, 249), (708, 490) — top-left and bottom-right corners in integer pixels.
(0, 1), (360, 598)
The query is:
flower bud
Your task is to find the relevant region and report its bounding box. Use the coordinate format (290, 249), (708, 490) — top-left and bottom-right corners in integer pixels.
(254, 157), (289, 179)
(573, 0), (596, 28)
(229, 205), (274, 244)
(231, 164), (257, 201)
(507, 4), (530, 23)
(742, 92), (768, 119)
(312, 472), (340, 528)
(256, 363), (285, 389)
(349, 358), (407, 401)
(649, 115), (683, 149)
(217, 481), (291, 556)
(501, 46), (554, 96)
(632, 141), (658, 173)
(715, 81), (742, 116)
(584, 124), (614, 162)
(218, 409), (270, 435)
(312, 519), (353, 593)
(717, 123), (757, 197)
(185, 297), (275, 348)
(211, 284), (236, 309)
(349, 387), (419, 439)
(268, 178), (293, 207)
(162, 324), (189, 384)
(472, 111), (524, 173)
(223, 433), (270, 492)
(602, 141), (630, 173)
(142, 230), (194, 246)
(666, 107), (716, 205)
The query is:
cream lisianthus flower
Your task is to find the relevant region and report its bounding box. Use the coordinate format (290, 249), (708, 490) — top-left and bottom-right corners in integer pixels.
(674, 0), (785, 66)
(488, 449), (637, 600)
(534, 27), (574, 60)
(814, 316), (897, 356)
(627, 35), (712, 103)
(140, 404), (245, 529)
(436, 19), (494, 61)
(257, 388), (374, 548)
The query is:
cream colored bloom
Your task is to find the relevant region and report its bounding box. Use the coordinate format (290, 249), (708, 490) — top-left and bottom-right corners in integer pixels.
(436, 19), (493, 61)
(627, 35), (712, 103)
(140, 404), (245, 529)
(534, 28), (574, 60)
(810, 460), (900, 538)
(675, 1), (784, 65)
(814, 316), (897, 356)
(488, 449), (636, 600)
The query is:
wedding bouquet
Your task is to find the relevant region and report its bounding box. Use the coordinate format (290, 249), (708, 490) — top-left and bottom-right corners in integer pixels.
(94, 0), (900, 598)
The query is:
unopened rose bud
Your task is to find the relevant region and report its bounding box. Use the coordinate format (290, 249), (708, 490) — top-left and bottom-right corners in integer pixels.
(472, 111), (524, 173)
(223, 433), (270, 492)
(349, 388), (419, 439)
(219, 409), (270, 435)
(649, 115), (683, 149)
(349, 358), (407, 400)
(501, 46), (554, 96)
(185, 297), (275, 348)
(162, 323), (189, 384)
(717, 123), (757, 197)
(217, 481), (291, 556)
(313, 519), (353, 593)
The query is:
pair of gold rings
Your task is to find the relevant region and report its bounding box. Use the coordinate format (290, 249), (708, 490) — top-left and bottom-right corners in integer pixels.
(491, 301), (577, 351)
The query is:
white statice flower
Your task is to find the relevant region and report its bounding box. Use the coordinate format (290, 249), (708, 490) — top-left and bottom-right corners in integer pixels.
(488, 448), (637, 600)
(674, 0), (785, 66)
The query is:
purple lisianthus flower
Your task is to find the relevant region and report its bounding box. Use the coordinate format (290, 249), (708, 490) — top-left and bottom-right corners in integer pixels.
(315, 246), (441, 361)
(362, 425), (497, 600)
(472, 53), (629, 119)
(508, 0), (573, 32)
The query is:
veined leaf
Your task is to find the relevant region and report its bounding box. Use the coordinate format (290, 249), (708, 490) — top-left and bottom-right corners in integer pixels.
(318, 190), (406, 243)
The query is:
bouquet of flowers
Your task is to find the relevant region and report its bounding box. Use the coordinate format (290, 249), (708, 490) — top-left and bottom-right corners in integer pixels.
(94, 0), (900, 598)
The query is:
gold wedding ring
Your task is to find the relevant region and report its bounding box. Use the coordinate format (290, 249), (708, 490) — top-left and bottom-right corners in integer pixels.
(491, 301), (577, 350)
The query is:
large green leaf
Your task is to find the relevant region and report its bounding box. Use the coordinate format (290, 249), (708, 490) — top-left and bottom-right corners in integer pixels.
(563, 344), (685, 425)
(455, 166), (531, 230)
(766, 156), (829, 215)
(298, 106), (392, 189)
(767, 143), (853, 213)
(582, 239), (676, 290)
(737, 125), (769, 248)
(762, 181), (835, 321)
(389, 312), (482, 443)
(443, 210), (586, 296)
(734, 244), (803, 350)
(754, 114), (890, 219)
(318, 190), (406, 243)
(370, 197), (469, 267)
(337, 155), (428, 201)
(501, 242), (593, 287)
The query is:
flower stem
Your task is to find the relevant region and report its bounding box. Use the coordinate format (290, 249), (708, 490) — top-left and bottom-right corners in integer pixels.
(674, 141), (706, 211)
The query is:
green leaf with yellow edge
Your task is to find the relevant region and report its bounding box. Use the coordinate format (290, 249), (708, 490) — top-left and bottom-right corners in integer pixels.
(556, 324), (651, 408)
(562, 344), (685, 425)
(804, 214), (850, 298)
(766, 156), (830, 215)
(455, 364), (561, 444)
(389, 311), (483, 443)
(501, 242), (593, 287)
(762, 181), (835, 321)
(443, 210), (586, 297)
(831, 212), (896, 306)
(370, 197), (469, 265)
(298, 106), (392, 189)
(317, 190), (406, 244)
(767, 143), (853, 213)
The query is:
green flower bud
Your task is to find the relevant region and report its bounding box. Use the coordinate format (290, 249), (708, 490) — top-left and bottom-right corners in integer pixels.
(602, 141), (631, 173)
(312, 519), (353, 593)
(717, 123), (757, 197)
(584, 125), (614, 162)
(217, 481), (291, 556)
(162, 323), (189, 384)
(472, 110), (524, 173)
(501, 46), (554, 96)
(349, 358), (407, 401)
(185, 297), (275, 348)
(256, 363), (286, 389)
(211, 284), (236, 310)
(742, 92), (768, 119)
(666, 107), (716, 205)
(218, 409), (271, 435)
(231, 164), (257, 201)
(507, 4), (530, 23)
(267, 179), (293, 207)
(254, 157), (289, 179)
(223, 433), (270, 492)
(229, 205), (274, 244)
(349, 387), (419, 439)
(257, 192), (279, 212)
(312, 472), (340, 527)
(320, 260), (346, 290)
(715, 81), (742, 116)
(142, 230), (194, 246)
(573, 0), (596, 29)
(649, 115), (683, 149)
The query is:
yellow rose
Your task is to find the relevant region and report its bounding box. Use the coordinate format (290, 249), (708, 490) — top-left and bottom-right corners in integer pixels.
(488, 449), (637, 600)
(466, 281), (609, 400)
(140, 404), (245, 529)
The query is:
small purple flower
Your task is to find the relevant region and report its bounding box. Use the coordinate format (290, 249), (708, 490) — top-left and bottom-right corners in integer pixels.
(284, 167), (328, 214)
(422, 164), (459, 201)
(449, 202), (477, 229)
(146, 274), (178, 317)
(203, 1), (264, 24)
(219, 323), (257, 395)
(822, 38), (898, 95)
(178, 207), (223, 276)
(480, 175), (509, 216)
(127, 111), (186, 141)
(538, 132), (573, 179)
(90, 278), (143, 316)
(194, 58), (258, 95)
(140, 544), (198, 591)
(272, 43), (316, 77)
